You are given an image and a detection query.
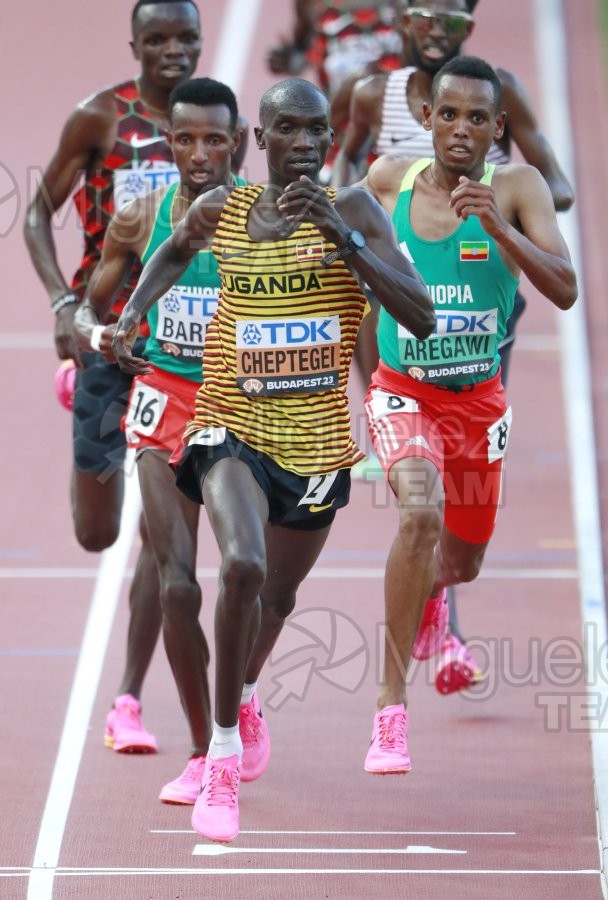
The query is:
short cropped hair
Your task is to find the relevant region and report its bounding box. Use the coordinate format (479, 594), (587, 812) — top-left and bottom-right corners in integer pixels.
(131, 0), (199, 30)
(259, 78), (328, 125)
(169, 78), (238, 130)
(432, 55), (502, 109)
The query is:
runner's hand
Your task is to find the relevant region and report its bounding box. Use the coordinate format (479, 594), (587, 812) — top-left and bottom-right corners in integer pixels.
(277, 176), (347, 243)
(449, 177), (507, 239)
(96, 324), (118, 364)
(54, 304), (79, 362)
(112, 311), (151, 376)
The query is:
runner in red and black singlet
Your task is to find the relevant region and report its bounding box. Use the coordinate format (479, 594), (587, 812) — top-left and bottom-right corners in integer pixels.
(23, 0), (204, 754)
(267, 1), (402, 180)
(71, 79), (179, 318)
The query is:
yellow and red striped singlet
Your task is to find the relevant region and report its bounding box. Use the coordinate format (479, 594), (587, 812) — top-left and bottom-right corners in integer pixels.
(184, 185), (367, 475)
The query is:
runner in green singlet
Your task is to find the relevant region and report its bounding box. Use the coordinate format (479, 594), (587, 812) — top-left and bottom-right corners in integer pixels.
(74, 78), (248, 807)
(360, 55), (577, 775)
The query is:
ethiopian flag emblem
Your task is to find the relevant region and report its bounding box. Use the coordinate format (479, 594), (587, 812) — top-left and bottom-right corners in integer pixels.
(460, 241), (489, 261)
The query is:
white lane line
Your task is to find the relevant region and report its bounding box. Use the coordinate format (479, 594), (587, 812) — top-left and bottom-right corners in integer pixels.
(193, 845), (466, 856)
(534, 2), (608, 897)
(14, 867), (603, 877)
(0, 332), (53, 348)
(153, 829), (516, 835)
(1, 566), (578, 580)
(26, 468), (141, 900)
(26, 5), (266, 899)
(211, 0), (264, 90)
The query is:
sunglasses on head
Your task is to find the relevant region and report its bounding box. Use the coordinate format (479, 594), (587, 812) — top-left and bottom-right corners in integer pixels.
(407, 8), (473, 38)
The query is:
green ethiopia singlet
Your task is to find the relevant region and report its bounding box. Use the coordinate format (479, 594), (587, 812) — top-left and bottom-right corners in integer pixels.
(141, 181), (242, 382)
(378, 158), (519, 387)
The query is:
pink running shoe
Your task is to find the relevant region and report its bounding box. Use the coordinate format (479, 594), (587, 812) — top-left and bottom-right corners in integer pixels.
(411, 588), (449, 660)
(159, 756), (206, 805)
(103, 694), (158, 754)
(54, 359), (76, 411)
(191, 755), (241, 843)
(364, 704), (411, 774)
(435, 635), (484, 695)
(239, 692), (271, 782)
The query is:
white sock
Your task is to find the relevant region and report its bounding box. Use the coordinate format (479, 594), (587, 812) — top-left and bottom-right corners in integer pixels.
(240, 681), (257, 706)
(208, 722), (242, 760)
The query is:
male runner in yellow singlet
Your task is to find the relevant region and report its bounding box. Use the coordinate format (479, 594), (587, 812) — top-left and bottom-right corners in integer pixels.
(112, 77), (435, 842)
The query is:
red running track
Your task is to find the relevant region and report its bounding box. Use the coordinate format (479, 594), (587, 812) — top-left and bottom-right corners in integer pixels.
(1, 0), (607, 897)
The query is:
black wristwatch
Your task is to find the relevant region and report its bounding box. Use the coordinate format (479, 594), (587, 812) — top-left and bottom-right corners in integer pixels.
(321, 230), (366, 267)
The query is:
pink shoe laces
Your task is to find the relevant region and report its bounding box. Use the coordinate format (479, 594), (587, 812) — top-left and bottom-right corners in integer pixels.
(376, 709), (407, 750)
(240, 703), (262, 747)
(206, 761), (239, 808)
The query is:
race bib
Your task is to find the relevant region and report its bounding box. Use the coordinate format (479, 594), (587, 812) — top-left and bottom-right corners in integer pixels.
(155, 285), (218, 358)
(487, 406), (512, 463)
(297, 471), (339, 507)
(236, 315), (341, 396)
(367, 388), (419, 424)
(114, 163), (179, 212)
(187, 427), (227, 448)
(124, 382), (169, 442)
(397, 305), (499, 384)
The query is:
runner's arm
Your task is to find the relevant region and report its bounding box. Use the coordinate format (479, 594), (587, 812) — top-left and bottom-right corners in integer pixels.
(267, 0), (314, 75)
(23, 98), (112, 360)
(331, 77), (378, 188)
(336, 189), (435, 337)
(74, 198), (147, 362)
(232, 114), (249, 174)
(277, 177), (435, 337)
(499, 69), (574, 211)
(112, 187), (227, 374)
(450, 166), (577, 310)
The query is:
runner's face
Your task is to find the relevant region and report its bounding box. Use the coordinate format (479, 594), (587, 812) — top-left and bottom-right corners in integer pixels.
(256, 99), (333, 185)
(131, 3), (201, 89)
(425, 74), (505, 175)
(168, 103), (236, 198)
(403, 1), (474, 75)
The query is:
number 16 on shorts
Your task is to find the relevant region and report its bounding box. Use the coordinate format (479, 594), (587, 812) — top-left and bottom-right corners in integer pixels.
(124, 381), (169, 442)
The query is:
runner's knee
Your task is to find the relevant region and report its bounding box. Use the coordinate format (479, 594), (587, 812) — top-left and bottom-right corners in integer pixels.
(221, 551), (266, 604)
(161, 574), (202, 621)
(397, 504), (443, 552)
(73, 513), (121, 552)
(445, 552), (484, 586)
(260, 589), (296, 622)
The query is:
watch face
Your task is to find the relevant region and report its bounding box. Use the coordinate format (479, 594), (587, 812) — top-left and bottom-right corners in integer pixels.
(349, 230), (366, 250)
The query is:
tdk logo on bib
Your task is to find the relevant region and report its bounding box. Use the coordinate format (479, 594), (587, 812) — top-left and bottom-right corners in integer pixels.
(236, 317), (340, 347)
(434, 308), (498, 335)
(399, 308), (497, 338)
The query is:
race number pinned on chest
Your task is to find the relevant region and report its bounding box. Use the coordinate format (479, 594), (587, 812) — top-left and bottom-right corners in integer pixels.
(113, 163), (179, 212)
(236, 316), (342, 396)
(487, 406), (512, 463)
(124, 381), (169, 441)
